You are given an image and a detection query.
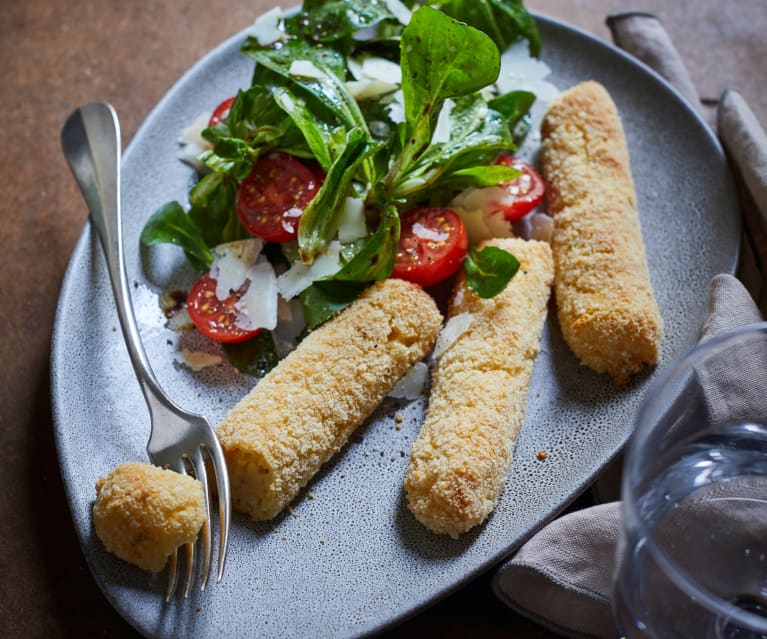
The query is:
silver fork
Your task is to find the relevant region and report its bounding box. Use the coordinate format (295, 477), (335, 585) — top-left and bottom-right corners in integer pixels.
(61, 102), (231, 600)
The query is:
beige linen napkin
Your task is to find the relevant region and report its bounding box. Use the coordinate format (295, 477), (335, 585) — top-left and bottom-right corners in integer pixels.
(606, 12), (708, 123)
(719, 89), (767, 312)
(493, 13), (767, 639)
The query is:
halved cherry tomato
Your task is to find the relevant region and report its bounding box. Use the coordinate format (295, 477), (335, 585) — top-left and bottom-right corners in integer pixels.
(236, 153), (321, 243)
(493, 154), (545, 221)
(187, 273), (260, 343)
(392, 207), (468, 288)
(208, 97), (236, 128)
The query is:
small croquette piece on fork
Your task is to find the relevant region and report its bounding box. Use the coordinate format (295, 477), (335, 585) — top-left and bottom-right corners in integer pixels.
(93, 462), (206, 572)
(405, 238), (554, 538)
(216, 278), (443, 521)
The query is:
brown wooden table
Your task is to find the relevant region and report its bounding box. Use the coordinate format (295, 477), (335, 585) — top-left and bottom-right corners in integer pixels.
(2, 0), (764, 636)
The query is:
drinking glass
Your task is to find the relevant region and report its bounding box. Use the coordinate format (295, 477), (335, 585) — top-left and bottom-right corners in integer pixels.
(613, 322), (767, 639)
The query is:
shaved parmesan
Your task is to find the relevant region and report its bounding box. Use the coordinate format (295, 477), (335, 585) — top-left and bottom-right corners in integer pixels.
(235, 260), (279, 331)
(431, 98), (455, 144)
(208, 239), (277, 331)
(345, 57), (402, 100)
(449, 186), (514, 244)
(178, 113), (210, 148)
(387, 90), (406, 124)
(276, 242), (343, 299)
(337, 197), (367, 242)
(529, 213), (554, 243)
(361, 57), (402, 84)
(211, 239), (264, 300)
(497, 40), (559, 102)
(177, 145), (207, 172)
(385, 0), (412, 25)
(388, 361), (429, 399)
(495, 42), (559, 158)
(433, 312), (474, 359)
(347, 57), (364, 81)
(289, 59), (326, 80)
(246, 6), (285, 46)
(166, 306), (194, 332)
(177, 113), (213, 171)
(213, 238), (264, 263)
(174, 350), (223, 371)
(345, 79), (399, 101)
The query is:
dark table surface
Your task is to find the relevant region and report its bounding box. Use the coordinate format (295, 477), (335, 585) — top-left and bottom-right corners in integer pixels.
(2, 0), (764, 637)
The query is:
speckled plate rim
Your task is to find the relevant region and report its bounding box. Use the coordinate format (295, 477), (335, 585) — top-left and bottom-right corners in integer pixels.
(51, 9), (740, 639)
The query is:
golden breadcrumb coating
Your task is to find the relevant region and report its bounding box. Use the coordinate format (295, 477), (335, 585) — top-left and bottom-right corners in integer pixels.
(216, 278), (443, 521)
(405, 238), (554, 538)
(541, 80), (663, 387)
(93, 462), (205, 572)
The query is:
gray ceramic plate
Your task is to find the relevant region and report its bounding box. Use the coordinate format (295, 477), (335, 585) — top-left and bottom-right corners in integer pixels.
(52, 12), (739, 639)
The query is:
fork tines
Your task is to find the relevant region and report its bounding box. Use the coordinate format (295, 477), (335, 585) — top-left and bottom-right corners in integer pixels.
(164, 444), (230, 601)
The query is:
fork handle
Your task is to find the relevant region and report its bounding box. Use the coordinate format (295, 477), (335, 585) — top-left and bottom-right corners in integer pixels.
(61, 102), (174, 418)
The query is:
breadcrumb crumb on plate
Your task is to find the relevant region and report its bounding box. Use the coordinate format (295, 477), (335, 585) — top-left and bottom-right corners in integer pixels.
(93, 462), (205, 572)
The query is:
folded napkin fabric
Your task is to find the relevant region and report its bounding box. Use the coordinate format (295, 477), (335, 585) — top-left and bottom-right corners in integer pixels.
(493, 503), (621, 639)
(702, 273), (767, 339)
(718, 90), (767, 226)
(718, 89), (767, 313)
(606, 12), (708, 123)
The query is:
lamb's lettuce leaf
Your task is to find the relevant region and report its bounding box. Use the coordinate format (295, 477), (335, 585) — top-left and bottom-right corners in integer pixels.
(488, 90), (536, 128)
(187, 173), (245, 247)
(221, 330), (279, 377)
(298, 204), (400, 327)
(243, 38), (368, 136)
(198, 87), (296, 178)
(297, 128), (377, 263)
(386, 93), (519, 200)
(433, 0), (541, 57)
(140, 202), (214, 273)
(332, 204), (400, 281)
(298, 280), (369, 329)
(463, 245), (520, 298)
(435, 164), (520, 191)
(284, 0), (395, 45)
(382, 6), (500, 195)
(272, 86), (338, 170)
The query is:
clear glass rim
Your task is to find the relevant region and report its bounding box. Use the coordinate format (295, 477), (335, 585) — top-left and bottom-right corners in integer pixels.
(622, 320), (767, 631)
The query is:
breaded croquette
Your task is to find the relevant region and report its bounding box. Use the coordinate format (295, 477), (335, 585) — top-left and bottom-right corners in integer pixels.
(405, 238), (554, 538)
(93, 462), (205, 572)
(541, 81), (663, 387)
(216, 278), (443, 521)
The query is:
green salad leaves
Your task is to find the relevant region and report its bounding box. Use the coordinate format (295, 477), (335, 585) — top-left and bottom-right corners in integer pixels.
(141, 0), (542, 375)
